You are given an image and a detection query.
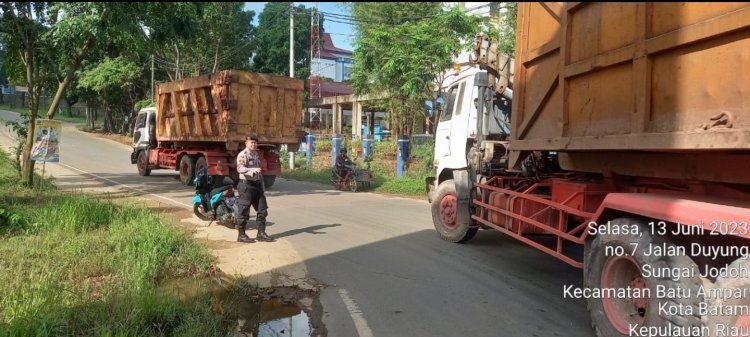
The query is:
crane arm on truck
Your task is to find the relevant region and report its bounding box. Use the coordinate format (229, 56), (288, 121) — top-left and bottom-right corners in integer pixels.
(469, 34), (513, 101)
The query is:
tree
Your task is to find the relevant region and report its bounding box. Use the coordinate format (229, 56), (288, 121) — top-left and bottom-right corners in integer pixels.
(0, 2), (142, 187)
(348, 3), (481, 135)
(77, 57), (140, 133)
(497, 2), (517, 56)
(250, 2), (322, 79)
(143, 2), (256, 80)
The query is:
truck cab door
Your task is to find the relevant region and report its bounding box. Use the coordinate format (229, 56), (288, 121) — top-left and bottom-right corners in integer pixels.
(133, 111), (147, 148)
(435, 81), (469, 170)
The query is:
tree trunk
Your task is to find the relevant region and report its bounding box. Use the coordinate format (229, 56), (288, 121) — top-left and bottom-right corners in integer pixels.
(103, 103), (113, 133)
(174, 44), (181, 80)
(21, 45), (37, 187)
(46, 36), (95, 119)
(22, 92), (39, 187)
(212, 38), (221, 73)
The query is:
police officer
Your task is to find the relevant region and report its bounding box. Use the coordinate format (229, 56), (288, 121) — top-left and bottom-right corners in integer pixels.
(235, 134), (275, 243)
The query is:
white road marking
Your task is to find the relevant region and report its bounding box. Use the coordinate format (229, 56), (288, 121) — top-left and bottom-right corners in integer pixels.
(338, 289), (374, 337)
(57, 162), (194, 209)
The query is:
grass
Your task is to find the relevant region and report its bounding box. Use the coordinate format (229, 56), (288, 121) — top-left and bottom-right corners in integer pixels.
(0, 149), (246, 336)
(280, 161), (429, 197)
(0, 103), (91, 124)
(279, 139), (433, 197)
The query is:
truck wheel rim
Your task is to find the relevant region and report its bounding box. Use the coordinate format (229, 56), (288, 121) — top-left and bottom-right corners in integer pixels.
(738, 314), (750, 330)
(439, 195), (457, 229)
(601, 255), (647, 334)
(138, 155), (146, 171)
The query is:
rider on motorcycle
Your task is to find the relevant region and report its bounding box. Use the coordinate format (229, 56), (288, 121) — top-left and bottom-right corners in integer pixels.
(335, 148), (353, 184)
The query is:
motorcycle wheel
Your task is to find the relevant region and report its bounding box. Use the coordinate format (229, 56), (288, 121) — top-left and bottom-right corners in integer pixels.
(349, 175), (358, 192)
(193, 203), (210, 221)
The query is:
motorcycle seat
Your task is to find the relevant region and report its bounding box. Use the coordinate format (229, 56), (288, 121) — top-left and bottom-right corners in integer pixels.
(209, 185), (233, 196)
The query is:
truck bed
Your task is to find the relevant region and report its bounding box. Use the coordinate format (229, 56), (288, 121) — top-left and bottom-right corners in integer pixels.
(155, 70), (304, 150)
(510, 2), (750, 184)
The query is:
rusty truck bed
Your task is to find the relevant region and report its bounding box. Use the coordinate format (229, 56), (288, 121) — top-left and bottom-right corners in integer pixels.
(510, 2), (750, 184)
(155, 70), (304, 151)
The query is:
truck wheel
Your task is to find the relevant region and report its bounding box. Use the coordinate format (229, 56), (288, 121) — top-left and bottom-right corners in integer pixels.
(263, 175), (276, 189)
(179, 155), (196, 186)
(708, 255), (750, 336)
(585, 218), (704, 337)
(195, 156), (208, 176)
(137, 151), (151, 176)
(431, 180), (477, 243)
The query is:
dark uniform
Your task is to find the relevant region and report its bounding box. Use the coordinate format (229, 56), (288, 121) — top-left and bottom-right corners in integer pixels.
(235, 136), (275, 242)
(335, 148), (352, 181)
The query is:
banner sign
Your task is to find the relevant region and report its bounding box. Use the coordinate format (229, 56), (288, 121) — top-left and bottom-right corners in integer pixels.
(30, 119), (61, 162)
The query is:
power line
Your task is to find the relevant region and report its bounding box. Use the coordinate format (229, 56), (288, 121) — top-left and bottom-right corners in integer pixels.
(152, 39), (254, 68)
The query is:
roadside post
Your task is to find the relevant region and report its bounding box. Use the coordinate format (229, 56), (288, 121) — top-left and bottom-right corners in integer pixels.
(331, 134), (343, 169)
(396, 135), (409, 177)
(306, 133), (314, 167)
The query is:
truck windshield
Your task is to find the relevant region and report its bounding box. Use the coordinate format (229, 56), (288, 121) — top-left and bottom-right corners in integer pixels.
(439, 85), (459, 122)
(135, 113), (146, 129)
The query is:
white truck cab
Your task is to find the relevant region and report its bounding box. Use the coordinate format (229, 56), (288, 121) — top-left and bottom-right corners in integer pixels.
(130, 107), (156, 175)
(431, 66), (512, 192)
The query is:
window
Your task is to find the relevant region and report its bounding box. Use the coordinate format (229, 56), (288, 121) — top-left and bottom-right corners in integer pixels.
(439, 85), (459, 122)
(454, 82), (466, 115)
(135, 113), (146, 129)
(342, 64), (352, 81)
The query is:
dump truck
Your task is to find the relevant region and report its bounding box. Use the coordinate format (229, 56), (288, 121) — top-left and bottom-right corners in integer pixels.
(130, 70), (304, 188)
(426, 3), (750, 336)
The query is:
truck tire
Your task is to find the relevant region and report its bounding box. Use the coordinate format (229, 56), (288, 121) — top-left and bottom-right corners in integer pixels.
(263, 175), (276, 189)
(179, 155), (196, 186)
(585, 218), (704, 337)
(708, 255), (750, 336)
(137, 150), (151, 176)
(195, 156), (208, 176)
(431, 180), (477, 243)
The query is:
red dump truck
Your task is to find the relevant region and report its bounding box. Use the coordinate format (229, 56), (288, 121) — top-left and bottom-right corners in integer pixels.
(130, 70), (304, 188)
(426, 3), (750, 336)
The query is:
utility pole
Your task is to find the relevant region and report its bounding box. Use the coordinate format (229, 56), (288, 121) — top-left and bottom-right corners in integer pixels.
(289, 4), (296, 170)
(151, 54), (155, 103)
(289, 4), (295, 78)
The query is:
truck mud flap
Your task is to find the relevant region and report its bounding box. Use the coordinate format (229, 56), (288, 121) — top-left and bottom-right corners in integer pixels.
(425, 177), (436, 203)
(452, 170), (472, 227)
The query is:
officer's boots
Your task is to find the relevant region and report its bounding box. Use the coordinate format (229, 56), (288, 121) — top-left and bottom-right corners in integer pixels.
(256, 221), (275, 242)
(237, 225), (255, 243)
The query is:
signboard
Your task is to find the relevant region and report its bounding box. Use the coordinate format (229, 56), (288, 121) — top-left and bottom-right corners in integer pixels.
(30, 119), (61, 162)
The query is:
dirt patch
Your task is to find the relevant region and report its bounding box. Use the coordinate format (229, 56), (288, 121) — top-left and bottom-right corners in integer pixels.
(79, 127), (132, 147)
(93, 190), (330, 335)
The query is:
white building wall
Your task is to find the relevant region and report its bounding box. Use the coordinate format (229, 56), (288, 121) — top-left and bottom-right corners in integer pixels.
(311, 58), (338, 80)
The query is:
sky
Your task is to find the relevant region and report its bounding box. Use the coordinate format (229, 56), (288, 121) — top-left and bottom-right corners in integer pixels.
(242, 2), (355, 51)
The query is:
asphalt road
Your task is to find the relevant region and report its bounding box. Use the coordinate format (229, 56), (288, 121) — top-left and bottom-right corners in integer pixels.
(0, 109), (596, 337)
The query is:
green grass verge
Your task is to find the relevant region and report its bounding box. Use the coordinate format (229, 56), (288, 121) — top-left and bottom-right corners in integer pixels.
(0, 149), (241, 336)
(280, 165), (428, 197)
(0, 103), (91, 124)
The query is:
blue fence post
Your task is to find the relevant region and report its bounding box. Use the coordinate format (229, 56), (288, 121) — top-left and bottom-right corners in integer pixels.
(306, 134), (314, 167)
(362, 134), (373, 161)
(331, 134), (343, 169)
(396, 135), (410, 177)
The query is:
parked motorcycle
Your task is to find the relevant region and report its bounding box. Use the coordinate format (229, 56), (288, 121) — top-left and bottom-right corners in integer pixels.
(192, 167), (239, 227)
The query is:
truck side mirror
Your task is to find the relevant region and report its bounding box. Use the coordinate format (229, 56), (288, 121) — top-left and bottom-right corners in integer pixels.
(424, 100), (433, 117)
